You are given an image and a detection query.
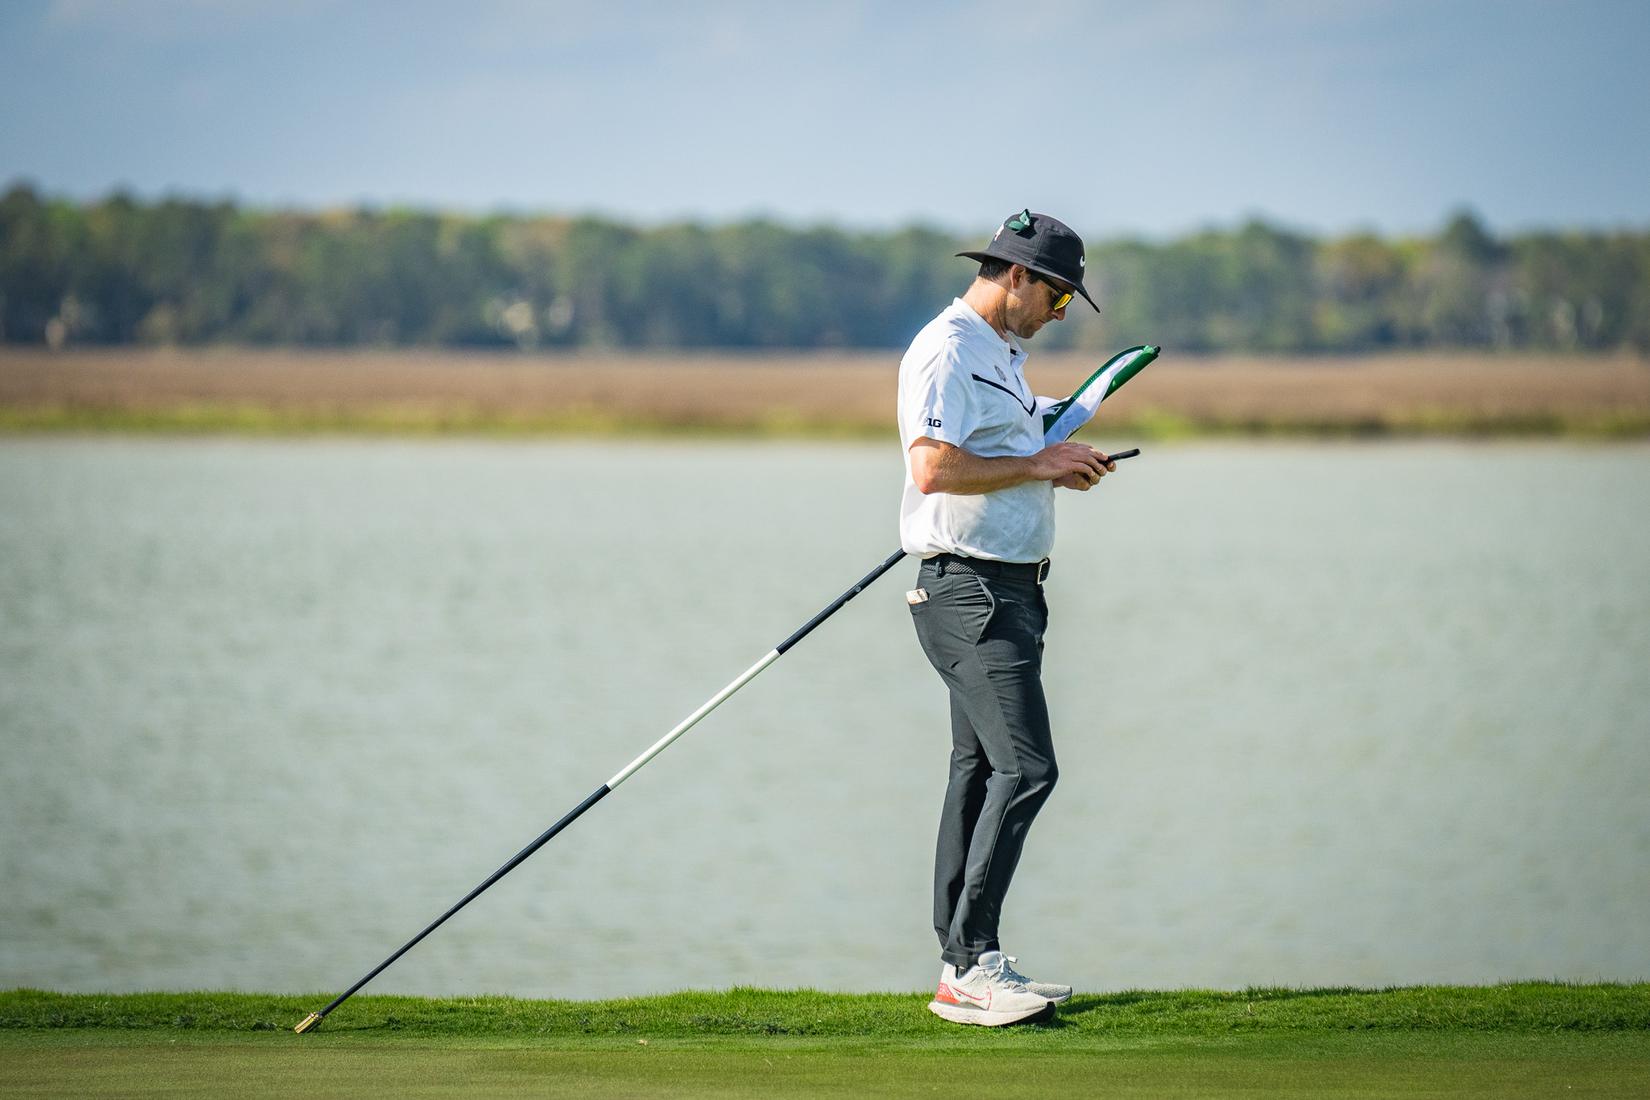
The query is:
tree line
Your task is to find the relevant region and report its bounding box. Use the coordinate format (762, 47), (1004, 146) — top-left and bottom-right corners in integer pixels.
(2, 182), (1646, 354)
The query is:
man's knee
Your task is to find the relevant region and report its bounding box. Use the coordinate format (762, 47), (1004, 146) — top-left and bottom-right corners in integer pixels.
(989, 756), (1057, 800)
(1023, 757), (1058, 798)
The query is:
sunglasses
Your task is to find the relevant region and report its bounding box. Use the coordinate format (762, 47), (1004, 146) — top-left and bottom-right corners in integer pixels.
(1030, 272), (1075, 311)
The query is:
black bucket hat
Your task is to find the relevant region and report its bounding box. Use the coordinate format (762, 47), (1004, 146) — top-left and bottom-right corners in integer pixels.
(957, 209), (1099, 312)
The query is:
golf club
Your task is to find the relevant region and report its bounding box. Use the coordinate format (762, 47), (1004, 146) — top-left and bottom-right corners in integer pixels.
(295, 352), (1156, 1034)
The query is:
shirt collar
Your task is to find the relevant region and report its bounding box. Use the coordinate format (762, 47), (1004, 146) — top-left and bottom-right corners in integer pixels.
(952, 298), (1023, 361)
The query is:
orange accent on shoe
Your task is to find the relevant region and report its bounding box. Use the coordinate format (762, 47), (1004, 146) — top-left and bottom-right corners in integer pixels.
(935, 981), (990, 1008)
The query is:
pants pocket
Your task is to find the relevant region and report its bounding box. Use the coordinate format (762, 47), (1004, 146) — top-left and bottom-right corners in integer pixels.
(951, 573), (997, 644)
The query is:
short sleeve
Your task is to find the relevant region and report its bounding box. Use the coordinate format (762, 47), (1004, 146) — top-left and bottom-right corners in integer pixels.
(901, 342), (973, 448)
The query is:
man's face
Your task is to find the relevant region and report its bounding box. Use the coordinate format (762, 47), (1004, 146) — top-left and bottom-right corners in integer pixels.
(1004, 267), (1073, 340)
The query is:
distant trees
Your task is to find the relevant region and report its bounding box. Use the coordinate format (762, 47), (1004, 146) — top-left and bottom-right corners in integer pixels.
(2, 182), (1645, 353)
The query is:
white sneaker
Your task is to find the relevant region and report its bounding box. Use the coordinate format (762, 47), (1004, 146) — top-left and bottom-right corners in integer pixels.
(997, 953), (1073, 1003)
(927, 952), (1056, 1027)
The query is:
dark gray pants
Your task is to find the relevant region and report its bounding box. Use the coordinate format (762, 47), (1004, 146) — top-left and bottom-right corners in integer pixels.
(909, 557), (1057, 971)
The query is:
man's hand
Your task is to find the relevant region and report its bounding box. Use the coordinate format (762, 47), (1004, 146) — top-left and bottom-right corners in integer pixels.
(1036, 442), (1114, 490)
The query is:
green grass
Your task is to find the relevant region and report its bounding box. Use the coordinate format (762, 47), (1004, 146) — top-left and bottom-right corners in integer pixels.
(7, 1033), (1648, 1099)
(7, 984), (1650, 1039)
(4, 986), (1649, 1098)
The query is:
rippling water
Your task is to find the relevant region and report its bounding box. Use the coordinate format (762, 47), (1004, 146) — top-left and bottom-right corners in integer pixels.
(2, 437), (1646, 997)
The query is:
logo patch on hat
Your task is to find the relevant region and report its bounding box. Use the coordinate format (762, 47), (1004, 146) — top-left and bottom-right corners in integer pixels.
(1079, 254), (1086, 267)
(1005, 209), (1033, 234)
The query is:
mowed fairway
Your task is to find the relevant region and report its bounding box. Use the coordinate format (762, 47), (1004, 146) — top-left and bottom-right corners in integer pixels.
(4, 987), (1648, 1098)
(7, 1033), (1650, 1099)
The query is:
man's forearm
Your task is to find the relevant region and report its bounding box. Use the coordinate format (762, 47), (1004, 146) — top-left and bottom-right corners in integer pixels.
(911, 441), (1038, 495)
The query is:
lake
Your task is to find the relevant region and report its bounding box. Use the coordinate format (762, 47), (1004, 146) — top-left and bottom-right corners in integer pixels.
(2, 437), (1646, 997)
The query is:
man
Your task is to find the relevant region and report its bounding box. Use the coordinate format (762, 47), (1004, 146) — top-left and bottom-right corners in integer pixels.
(898, 209), (1115, 1027)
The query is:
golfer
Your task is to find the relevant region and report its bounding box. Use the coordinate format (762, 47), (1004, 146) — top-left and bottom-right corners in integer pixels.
(898, 209), (1114, 1026)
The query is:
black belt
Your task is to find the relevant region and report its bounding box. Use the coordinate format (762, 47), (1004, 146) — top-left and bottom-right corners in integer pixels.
(928, 553), (1051, 584)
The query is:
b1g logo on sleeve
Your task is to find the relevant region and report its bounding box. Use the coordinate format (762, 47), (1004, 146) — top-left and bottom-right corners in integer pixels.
(925, 416), (942, 429)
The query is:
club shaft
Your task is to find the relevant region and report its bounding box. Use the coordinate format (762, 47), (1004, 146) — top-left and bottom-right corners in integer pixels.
(776, 548), (909, 655)
(606, 652), (780, 788)
(298, 549), (909, 1030)
(306, 783), (611, 1025)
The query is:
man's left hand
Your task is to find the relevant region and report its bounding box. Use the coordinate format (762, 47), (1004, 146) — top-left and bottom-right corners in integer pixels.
(1053, 472), (1093, 490)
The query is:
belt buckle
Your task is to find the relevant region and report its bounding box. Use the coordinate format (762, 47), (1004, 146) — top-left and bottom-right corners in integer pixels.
(1035, 558), (1050, 585)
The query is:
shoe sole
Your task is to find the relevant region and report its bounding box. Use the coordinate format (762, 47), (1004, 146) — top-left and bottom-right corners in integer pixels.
(927, 998), (1057, 1027)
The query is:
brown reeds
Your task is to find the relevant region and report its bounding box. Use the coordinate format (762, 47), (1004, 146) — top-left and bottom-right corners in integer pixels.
(3, 348), (1647, 437)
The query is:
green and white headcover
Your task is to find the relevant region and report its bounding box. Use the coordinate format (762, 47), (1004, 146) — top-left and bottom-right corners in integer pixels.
(1038, 344), (1160, 444)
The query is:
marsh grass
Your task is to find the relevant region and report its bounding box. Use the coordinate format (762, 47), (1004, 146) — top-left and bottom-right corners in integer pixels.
(4, 349), (1647, 437)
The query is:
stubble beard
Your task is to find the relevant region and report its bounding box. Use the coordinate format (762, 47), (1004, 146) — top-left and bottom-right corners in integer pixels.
(1013, 316), (1046, 341)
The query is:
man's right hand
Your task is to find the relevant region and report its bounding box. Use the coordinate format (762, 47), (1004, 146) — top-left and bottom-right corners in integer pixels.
(1033, 441), (1113, 488)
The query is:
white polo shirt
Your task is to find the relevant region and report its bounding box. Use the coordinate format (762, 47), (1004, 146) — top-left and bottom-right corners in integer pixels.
(897, 299), (1054, 562)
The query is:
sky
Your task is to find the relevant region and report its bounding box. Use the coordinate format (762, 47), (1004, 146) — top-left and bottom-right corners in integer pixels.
(2, 0), (1647, 239)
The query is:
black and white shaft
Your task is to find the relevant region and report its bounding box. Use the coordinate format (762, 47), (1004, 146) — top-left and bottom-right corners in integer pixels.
(292, 545), (912, 1033)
